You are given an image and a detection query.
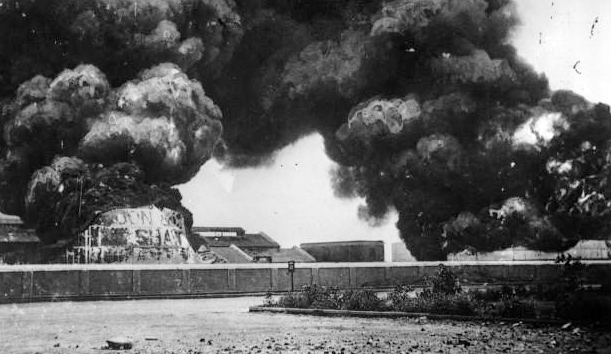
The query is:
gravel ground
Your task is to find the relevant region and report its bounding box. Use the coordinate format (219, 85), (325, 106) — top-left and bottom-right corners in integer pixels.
(1, 297), (610, 354)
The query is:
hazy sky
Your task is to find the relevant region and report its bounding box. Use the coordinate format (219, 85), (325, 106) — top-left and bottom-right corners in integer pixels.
(178, 0), (611, 257)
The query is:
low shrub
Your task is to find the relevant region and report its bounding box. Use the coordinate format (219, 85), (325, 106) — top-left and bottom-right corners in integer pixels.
(493, 298), (536, 318)
(266, 285), (342, 309)
(427, 264), (462, 295)
(302, 285), (344, 309)
(387, 285), (415, 306)
(272, 286), (388, 311)
(263, 290), (274, 306)
(276, 291), (310, 308)
(342, 289), (387, 311)
(264, 262), (610, 322)
(469, 285), (532, 302)
(391, 292), (476, 316)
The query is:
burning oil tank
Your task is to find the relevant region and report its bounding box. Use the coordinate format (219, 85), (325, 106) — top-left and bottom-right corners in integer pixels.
(72, 205), (197, 264)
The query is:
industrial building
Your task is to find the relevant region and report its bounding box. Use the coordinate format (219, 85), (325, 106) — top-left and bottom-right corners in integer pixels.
(390, 240), (611, 262)
(0, 212), (39, 264)
(446, 240), (611, 261)
(191, 227), (315, 263)
(300, 240), (384, 262)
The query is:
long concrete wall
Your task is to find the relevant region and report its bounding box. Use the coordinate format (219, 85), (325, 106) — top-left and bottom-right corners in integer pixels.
(1, 261), (610, 303)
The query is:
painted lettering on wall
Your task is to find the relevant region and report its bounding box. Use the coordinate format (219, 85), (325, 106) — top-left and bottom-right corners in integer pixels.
(74, 206), (195, 263)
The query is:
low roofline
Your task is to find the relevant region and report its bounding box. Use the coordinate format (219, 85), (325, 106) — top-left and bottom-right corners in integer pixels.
(198, 233), (280, 249)
(291, 246), (317, 262)
(192, 226), (246, 234)
(0, 212), (24, 225)
(208, 244), (254, 263)
(246, 232), (279, 247)
(229, 244), (254, 261)
(300, 240), (385, 247)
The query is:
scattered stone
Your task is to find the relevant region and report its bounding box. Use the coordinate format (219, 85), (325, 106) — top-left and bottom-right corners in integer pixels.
(106, 337), (133, 350)
(53, 343), (60, 347)
(561, 322), (572, 330)
(7, 299), (611, 353)
(549, 340), (557, 347)
(457, 339), (471, 347)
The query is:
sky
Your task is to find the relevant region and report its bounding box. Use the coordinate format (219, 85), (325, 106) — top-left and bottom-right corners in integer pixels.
(178, 0), (611, 260)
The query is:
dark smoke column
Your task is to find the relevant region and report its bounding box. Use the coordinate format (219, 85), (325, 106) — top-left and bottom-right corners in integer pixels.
(1, 63), (223, 244)
(2, 0), (610, 260)
(181, 0), (611, 260)
(0, 0), (238, 245)
(0, 0), (243, 96)
(327, 0), (611, 260)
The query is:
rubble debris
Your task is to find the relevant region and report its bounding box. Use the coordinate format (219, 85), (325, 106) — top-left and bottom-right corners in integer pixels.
(106, 337), (133, 350)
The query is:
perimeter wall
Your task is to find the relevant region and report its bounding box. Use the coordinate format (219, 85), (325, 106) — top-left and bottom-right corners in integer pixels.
(1, 261), (610, 303)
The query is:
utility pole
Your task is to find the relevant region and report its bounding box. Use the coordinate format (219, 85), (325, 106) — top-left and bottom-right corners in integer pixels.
(288, 261), (295, 292)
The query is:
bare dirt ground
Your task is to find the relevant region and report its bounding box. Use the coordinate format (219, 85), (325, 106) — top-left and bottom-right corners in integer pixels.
(1, 297), (610, 354)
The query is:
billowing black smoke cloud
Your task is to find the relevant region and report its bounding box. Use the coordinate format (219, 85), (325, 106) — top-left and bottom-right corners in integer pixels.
(0, 0), (242, 95)
(1, 0), (610, 259)
(0, 0), (234, 243)
(1, 62), (222, 243)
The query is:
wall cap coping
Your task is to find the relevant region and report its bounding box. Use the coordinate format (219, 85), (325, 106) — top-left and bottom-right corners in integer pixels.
(1, 260), (610, 272)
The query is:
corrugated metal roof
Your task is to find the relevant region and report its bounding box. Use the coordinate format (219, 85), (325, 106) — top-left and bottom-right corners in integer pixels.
(192, 226), (245, 235)
(254, 247), (316, 263)
(198, 232), (280, 249)
(0, 212), (23, 225)
(300, 240), (384, 247)
(209, 245), (253, 263)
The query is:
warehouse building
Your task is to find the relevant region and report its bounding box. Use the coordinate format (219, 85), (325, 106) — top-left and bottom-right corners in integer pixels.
(0, 212), (40, 264)
(300, 240), (384, 262)
(191, 227), (315, 263)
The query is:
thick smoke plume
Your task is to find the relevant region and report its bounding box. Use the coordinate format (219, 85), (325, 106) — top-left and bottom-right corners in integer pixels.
(1, 0), (610, 260)
(1, 61), (222, 243)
